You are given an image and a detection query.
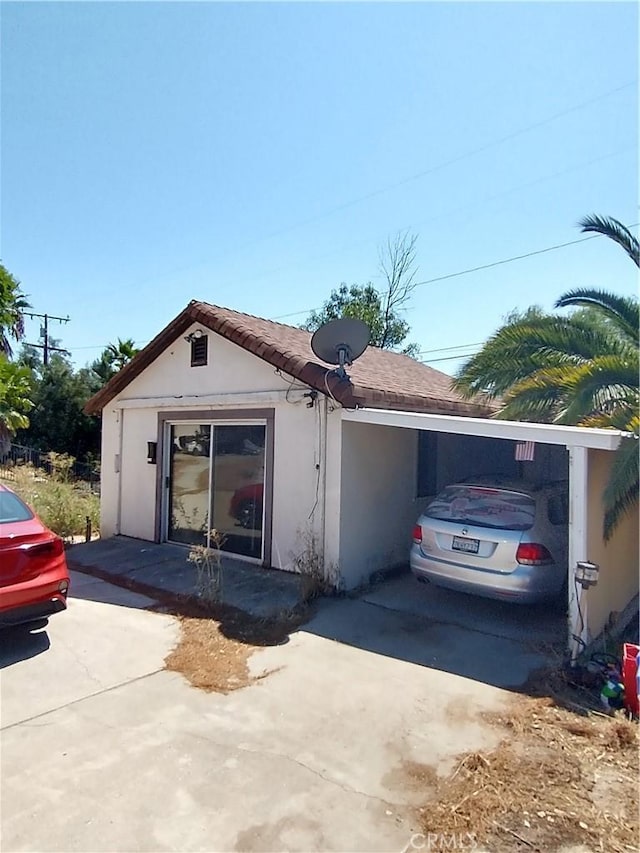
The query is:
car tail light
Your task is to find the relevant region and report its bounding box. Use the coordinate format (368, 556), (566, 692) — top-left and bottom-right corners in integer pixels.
(22, 537), (64, 558)
(412, 524), (423, 544)
(516, 543), (553, 565)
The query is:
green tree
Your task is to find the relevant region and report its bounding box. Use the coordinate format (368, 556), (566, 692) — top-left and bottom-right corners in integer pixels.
(0, 355), (33, 441)
(90, 337), (139, 384)
(302, 231), (420, 356)
(0, 262), (30, 357)
(453, 215), (639, 539)
(17, 352), (102, 463)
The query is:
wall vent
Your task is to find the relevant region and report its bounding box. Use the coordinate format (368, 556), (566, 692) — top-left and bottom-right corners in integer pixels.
(190, 335), (208, 367)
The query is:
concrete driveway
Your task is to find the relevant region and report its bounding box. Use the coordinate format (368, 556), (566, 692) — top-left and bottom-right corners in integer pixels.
(0, 571), (542, 852)
(329, 572), (566, 688)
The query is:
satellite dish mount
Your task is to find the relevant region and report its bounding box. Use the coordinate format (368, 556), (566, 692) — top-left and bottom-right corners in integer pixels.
(311, 318), (370, 380)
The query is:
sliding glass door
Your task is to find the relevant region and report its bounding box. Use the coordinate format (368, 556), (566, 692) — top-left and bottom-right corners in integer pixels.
(167, 422), (265, 559)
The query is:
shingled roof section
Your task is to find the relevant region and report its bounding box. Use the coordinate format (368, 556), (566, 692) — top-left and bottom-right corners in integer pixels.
(84, 300), (496, 417)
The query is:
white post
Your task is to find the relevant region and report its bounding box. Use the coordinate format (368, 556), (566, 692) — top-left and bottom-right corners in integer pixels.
(323, 403), (343, 586)
(568, 445), (589, 662)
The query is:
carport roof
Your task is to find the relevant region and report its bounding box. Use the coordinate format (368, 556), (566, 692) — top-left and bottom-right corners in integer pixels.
(342, 408), (629, 450)
(84, 300), (497, 417)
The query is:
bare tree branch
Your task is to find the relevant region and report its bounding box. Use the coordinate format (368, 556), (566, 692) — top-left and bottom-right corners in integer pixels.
(378, 230), (419, 349)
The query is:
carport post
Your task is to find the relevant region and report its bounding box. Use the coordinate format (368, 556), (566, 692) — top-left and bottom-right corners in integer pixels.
(322, 404), (342, 580)
(568, 445), (589, 663)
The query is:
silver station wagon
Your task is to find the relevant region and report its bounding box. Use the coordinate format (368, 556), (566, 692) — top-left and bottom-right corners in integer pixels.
(410, 479), (568, 603)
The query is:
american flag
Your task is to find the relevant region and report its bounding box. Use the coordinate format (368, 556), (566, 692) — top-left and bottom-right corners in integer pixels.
(515, 441), (535, 462)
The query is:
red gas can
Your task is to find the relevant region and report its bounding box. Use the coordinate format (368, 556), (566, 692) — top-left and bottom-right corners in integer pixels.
(621, 643), (640, 717)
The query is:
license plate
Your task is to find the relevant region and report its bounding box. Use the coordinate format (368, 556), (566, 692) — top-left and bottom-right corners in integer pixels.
(452, 536), (480, 554)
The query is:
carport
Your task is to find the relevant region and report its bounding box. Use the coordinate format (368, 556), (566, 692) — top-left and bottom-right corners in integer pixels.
(330, 408), (637, 659)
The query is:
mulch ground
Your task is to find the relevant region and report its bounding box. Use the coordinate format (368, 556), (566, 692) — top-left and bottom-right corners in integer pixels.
(163, 601), (309, 693)
(417, 690), (639, 853)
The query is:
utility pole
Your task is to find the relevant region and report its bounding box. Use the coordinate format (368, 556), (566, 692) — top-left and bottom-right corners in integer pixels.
(25, 312), (70, 365)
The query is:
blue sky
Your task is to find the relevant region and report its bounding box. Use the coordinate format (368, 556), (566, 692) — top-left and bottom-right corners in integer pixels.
(1, 2), (637, 374)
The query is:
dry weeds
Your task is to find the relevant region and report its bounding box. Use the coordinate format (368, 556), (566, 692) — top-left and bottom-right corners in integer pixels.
(418, 694), (639, 852)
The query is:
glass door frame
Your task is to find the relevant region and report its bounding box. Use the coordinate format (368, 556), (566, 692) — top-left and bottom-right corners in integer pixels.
(156, 409), (274, 566)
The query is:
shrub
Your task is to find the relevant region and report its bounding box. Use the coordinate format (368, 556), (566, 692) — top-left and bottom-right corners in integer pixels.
(290, 525), (340, 600)
(188, 529), (226, 604)
(4, 463), (100, 543)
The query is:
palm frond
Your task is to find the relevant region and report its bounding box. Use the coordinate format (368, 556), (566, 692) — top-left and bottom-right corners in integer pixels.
(580, 405), (637, 430)
(555, 288), (639, 343)
(557, 356), (639, 424)
(453, 314), (631, 399)
(583, 409), (640, 432)
(579, 214), (640, 267)
(497, 375), (567, 422)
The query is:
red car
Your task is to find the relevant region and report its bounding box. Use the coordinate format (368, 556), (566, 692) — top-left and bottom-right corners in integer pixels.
(229, 482), (263, 530)
(0, 484), (70, 628)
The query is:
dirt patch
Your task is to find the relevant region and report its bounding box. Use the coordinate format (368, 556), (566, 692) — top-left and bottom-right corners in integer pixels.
(416, 694), (639, 852)
(165, 615), (255, 693)
(164, 605), (309, 693)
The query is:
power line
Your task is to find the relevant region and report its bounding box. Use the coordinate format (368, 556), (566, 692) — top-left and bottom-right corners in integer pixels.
(421, 351), (481, 365)
(416, 341), (485, 356)
(412, 236), (597, 289)
(271, 224), (639, 321)
(110, 80), (636, 295)
(59, 221), (639, 356)
(234, 143), (635, 292)
(70, 340), (148, 352)
(235, 81), (638, 251)
(411, 225), (639, 291)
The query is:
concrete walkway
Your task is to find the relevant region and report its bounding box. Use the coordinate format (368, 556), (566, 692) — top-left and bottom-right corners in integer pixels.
(67, 536), (307, 618)
(1, 573), (509, 853)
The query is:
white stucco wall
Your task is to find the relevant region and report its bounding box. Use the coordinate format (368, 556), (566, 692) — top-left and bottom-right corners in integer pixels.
(119, 407), (159, 540)
(272, 401), (323, 572)
(338, 421), (418, 589)
(98, 325), (322, 572)
(119, 324), (287, 400)
(99, 407), (120, 538)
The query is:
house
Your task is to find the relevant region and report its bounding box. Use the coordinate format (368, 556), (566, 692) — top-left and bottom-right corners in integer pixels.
(85, 300), (638, 653)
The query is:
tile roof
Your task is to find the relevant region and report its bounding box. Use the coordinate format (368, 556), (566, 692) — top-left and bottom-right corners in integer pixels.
(84, 300), (496, 417)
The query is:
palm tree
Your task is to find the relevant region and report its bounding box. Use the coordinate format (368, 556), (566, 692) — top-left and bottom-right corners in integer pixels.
(453, 216), (639, 539)
(106, 338), (139, 372)
(0, 263), (31, 357)
(90, 338), (140, 386)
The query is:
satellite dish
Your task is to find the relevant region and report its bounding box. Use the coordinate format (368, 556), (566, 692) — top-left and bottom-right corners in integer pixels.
(311, 318), (370, 379)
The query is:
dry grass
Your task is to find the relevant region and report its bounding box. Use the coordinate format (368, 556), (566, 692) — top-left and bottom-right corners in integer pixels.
(164, 605), (308, 693)
(417, 694), (639, 852)
(165, 615), (255, 693)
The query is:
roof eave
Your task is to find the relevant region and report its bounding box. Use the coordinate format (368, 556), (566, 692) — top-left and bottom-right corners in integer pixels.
(83, 303), (197, 415)
(83, 300), (497, 420)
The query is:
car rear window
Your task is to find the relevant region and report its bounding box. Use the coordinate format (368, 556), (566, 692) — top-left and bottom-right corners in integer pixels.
(424, 485), (535, 531)
(0, 491), (34, 524)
